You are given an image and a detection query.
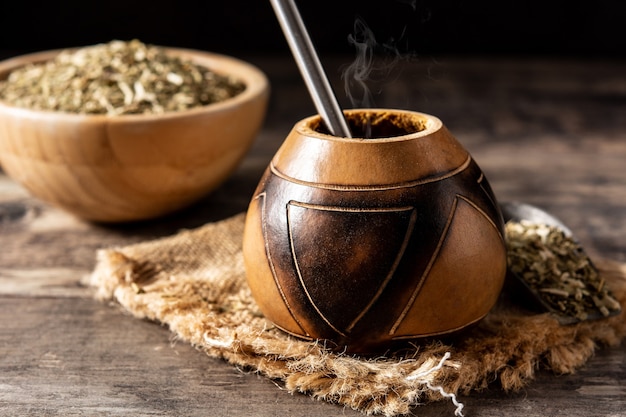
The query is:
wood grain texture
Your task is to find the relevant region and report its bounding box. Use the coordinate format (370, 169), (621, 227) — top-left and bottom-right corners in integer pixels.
(1, 56), (625, 416)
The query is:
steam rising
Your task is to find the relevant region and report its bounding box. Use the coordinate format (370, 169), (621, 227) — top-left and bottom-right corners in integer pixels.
(342, 13), (413, 112)
(342, 17), (406, 138)
(341, 2), (419, 137)
(342, 18), (377, 109)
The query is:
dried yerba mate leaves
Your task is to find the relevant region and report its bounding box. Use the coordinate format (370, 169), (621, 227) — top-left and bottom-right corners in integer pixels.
(505, 220), (621, 321)
(0, 39), (245, 115)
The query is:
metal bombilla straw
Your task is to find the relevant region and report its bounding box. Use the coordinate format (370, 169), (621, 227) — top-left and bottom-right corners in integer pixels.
(270, 0), (352, 138)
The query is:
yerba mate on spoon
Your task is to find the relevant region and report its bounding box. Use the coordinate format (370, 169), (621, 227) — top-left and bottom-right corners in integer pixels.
(501, 202), (621, 324)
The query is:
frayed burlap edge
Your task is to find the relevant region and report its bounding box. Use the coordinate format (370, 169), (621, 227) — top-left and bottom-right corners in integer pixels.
(86, 213), (626, 417)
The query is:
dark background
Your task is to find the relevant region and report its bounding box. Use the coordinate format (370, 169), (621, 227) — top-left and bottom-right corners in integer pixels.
(1, 0), (625, 59)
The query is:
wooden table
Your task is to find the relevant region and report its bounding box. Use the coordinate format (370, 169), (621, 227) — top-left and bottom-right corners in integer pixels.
(1, 55), (625, 416)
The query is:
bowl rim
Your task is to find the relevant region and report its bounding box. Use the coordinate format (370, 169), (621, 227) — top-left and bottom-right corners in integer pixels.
(295, 108), (444, 143)
(0, 45), (269, 121)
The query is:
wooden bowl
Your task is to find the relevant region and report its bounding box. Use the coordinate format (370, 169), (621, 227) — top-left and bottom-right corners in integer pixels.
(243, 109), (507, 354)
(0, 47), (269, 222)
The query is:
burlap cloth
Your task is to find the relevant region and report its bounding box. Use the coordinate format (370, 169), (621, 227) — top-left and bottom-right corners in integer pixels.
(87, 213), (626, 416)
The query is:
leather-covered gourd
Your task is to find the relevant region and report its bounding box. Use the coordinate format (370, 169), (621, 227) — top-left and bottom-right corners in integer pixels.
(243, 109), (507, 354)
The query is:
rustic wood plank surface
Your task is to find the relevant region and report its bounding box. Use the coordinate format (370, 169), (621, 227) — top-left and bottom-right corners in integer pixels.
(1, 55), (625, 416)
